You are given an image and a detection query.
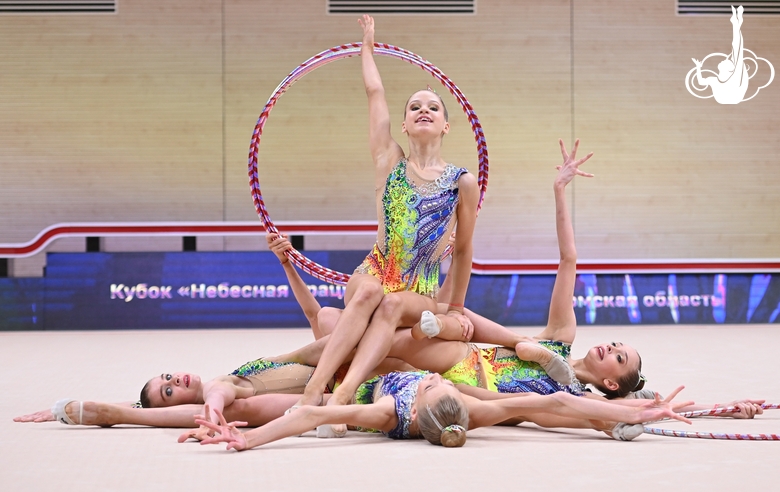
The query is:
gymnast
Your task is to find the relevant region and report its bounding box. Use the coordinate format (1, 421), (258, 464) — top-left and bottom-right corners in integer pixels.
(16, 363), (694, 449)
(287, 14), (481, 419)
(272, 139), (765, 424)
(199, 374), (694, 450)
(15, 141), (763, 437)
(273, 140), (604, 408)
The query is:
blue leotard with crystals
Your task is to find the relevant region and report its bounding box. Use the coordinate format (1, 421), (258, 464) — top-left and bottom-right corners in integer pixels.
(354, 371), (428, 439)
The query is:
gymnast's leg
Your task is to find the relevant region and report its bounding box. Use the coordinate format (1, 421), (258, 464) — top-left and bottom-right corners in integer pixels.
(55, 394), (307, 428)
(57, 401), (206, 428)
(232, 360), (320, 395)
(330, 292), (437, 406)
(291, 274), (385, 407)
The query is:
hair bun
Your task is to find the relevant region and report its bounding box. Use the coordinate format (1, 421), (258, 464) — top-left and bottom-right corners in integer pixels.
(440, 425), (467, 448)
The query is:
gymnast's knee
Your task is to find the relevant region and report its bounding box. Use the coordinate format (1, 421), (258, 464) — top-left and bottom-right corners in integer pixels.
(373, 293), (403, 321)
(316, 307), (340, 333)
(350, 280), (385, 306)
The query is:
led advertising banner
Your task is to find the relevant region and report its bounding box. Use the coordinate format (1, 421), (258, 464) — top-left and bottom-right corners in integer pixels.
(1, 252), (778, 330)
(465, 273), (780, 327)
(0, 251), (363, 330)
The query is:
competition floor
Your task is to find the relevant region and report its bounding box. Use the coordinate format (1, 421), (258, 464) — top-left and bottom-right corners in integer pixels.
(3, 325), (779, 492)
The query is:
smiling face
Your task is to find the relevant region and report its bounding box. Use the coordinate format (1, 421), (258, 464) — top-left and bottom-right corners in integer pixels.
(583, 342), (642, 395)
(401, 90), (450, 138)
(142, 372), (203, 408)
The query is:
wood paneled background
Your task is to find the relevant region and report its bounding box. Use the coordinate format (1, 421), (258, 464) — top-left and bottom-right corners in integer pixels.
(1, 0), (778, 276)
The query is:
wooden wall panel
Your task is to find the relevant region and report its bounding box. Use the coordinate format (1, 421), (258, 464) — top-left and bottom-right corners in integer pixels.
(0, 1), (224, 243)
(572, 0), (780, 259)
(1, 0), (777, 265)
(222, 0), (573, 260)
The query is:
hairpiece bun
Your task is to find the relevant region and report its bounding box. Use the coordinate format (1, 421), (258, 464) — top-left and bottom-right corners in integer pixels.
(440, 425), (467, 448)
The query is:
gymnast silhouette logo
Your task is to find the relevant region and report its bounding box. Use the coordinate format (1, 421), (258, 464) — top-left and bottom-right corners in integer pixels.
(685, 5), (774, 104)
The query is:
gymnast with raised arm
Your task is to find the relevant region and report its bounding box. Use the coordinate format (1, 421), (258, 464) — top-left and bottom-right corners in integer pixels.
(15, 141), (763, 438)
(287, 14), (480, 423)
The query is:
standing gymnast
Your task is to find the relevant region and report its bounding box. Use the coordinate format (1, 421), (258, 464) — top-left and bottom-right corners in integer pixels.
(289, 15), (480, 416)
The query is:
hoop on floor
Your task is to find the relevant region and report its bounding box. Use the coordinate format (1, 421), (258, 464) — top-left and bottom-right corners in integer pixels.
(643, 427), (780, 440)
(248, 42), (489, 285)
(644, 403), (780, 441)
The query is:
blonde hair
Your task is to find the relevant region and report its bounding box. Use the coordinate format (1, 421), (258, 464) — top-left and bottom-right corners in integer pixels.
(417, 395), (468, 447)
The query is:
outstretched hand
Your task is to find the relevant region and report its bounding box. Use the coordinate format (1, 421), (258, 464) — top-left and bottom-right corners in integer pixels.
(178, 423), (215, 443)
(13, 408), (55, 423)
(358, 15), (375, 48)
(266, 233), (292, 263)
(720, 399), (765, 419)
(196, 407), (249, 451)
(691, 58), (703, 68)
(637, 386), (694, 424)
(555, 139), (594, 187)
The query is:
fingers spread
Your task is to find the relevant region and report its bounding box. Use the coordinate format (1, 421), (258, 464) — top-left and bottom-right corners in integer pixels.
(665, 385), (685, 402)
(558, 139), (568, 160)
(195, 419), (220, 432)
(571, 138), (580, 159)
(215, 408), (228, 426)
(575, 152), (594, 167)
(673, 413), (693, 425)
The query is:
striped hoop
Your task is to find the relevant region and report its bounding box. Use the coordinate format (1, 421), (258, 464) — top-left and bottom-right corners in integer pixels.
(248, 42), (489, 285)
(644, 403), (780, 440)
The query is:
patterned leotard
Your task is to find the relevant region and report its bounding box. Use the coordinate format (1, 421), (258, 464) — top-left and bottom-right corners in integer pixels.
(354, 371), (428, 439)
(354, 159), (468, 297)
(442, 342), (584, 396)
(230, 358), (336, 394)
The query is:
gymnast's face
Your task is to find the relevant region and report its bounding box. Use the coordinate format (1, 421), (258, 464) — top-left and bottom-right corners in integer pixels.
(413, 372), (460, 409)
(402, 90), (450, 138)
(145, 372), (203, 407)
(584, 342), (640, 391)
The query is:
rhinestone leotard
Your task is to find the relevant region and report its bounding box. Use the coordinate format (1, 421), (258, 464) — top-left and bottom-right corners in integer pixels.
(354, 371), (428, 439)
(441, 342), (584, 396)
(230, 359), (338, 395)
(354, 159), (468, 297)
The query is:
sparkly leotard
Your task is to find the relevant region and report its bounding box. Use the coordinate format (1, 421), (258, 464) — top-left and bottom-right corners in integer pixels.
(354, 159), (468, 297)
(441, 342), (584, 396)
(354, 371), (428, 439)
(230, 359), (336, 394)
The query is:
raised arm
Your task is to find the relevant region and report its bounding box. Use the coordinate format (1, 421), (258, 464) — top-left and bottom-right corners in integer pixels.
(535, 139), (593, 344)
(358, 15), (403, 173)
(267, 233), (323, 335)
